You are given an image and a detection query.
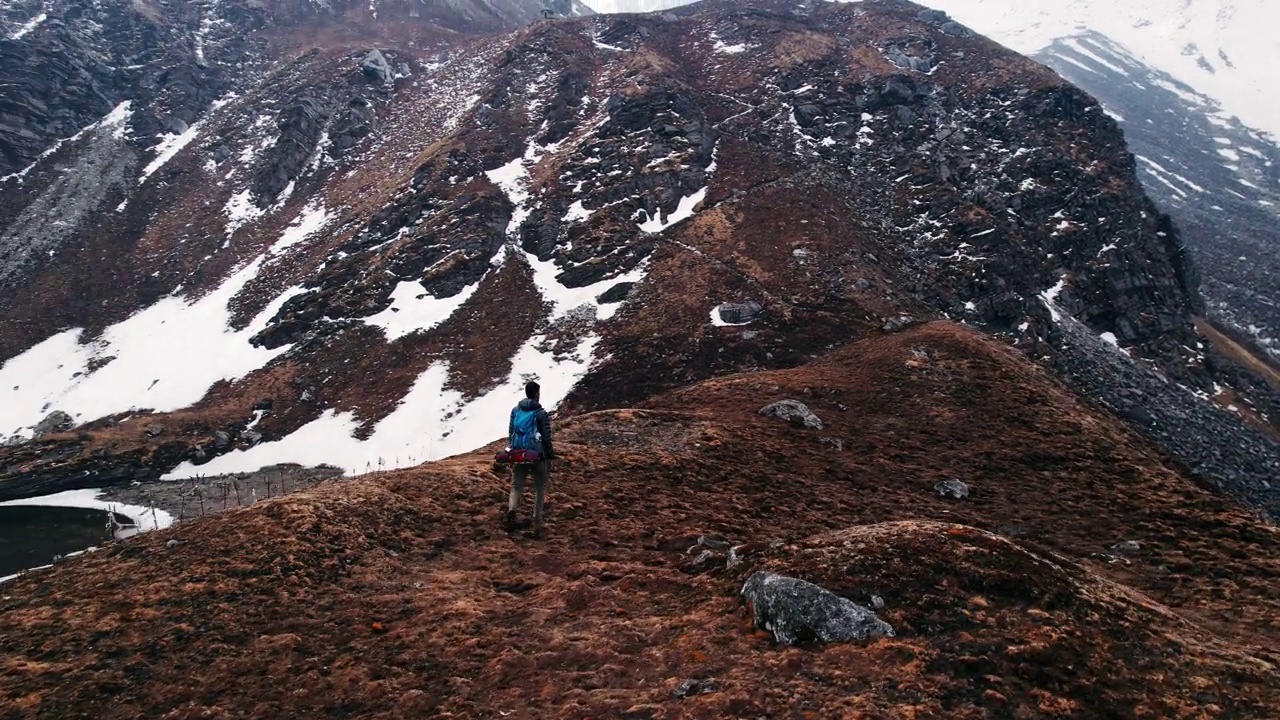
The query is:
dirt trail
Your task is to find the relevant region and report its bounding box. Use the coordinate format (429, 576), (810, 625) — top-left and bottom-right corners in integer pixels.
(1, 323), (1278, 719)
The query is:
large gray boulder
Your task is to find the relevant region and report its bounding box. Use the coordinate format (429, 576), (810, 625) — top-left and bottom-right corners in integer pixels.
(362, 50), (393, 84)
(741, 572), (894, 646)
(934, 479), (970, 499)
(717, 301), (763, 325)
(758, 400), (823, 430)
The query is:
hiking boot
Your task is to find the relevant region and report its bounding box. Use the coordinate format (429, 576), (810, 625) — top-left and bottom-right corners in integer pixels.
(502, 509), (517, 531)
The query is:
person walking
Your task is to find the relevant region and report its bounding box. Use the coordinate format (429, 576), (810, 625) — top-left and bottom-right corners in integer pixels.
(504, 381), (554, 537)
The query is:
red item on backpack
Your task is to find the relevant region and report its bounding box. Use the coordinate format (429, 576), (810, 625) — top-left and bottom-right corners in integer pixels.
(495, 448), (541, 465)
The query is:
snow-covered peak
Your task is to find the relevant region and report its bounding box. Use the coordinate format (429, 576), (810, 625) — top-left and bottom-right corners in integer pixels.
(918, 0), (1280, 140)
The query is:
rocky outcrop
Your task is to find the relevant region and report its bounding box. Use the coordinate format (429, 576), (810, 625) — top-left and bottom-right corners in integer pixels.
(741, 571), (895, 645)
(716, 301), (763, 325)
(252, 95), (332, 202)
(32, 411), (73, 438)
(361, 50), (393, 85)
(758, 400), (823, 430)
(330, 97), (379, 153)
(934, 479), (970, 499)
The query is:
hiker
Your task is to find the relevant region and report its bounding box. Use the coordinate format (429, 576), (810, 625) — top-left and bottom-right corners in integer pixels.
(504, 381), (555, 536)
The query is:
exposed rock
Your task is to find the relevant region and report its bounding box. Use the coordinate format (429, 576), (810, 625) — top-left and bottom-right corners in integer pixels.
(0, 0), (1273, 531)
(882, 315), (914, 332)
(33, 411), (74, 438)
(758, 400), (823, 430)
(793, 103), (821, 127)
(741, 571), (895, 646)
(682, 548), (722, 575)
(935, 479), (970, 499)
(213, 431), (233, 450)
(1049, 305), (1280, 520)
(252, 96), (332, 202)
(597, 282), (635, 305)
(145, 424), (165, 438)
(243, 430), (264, 446)
(301, 389), (316, 403)
(697, 534), (731, 551)
(884, 44), (934, 73)
(672, 678), (718, 699)
(716, 301), (763, 325)
(362, 50), (393, 85)
(726, 545), (743, 570)
(1112, 540), (1141, 554)
(330, 97), (379, 153)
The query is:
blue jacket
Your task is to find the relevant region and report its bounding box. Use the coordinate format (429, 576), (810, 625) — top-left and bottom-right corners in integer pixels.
(510, 398), (554, 458)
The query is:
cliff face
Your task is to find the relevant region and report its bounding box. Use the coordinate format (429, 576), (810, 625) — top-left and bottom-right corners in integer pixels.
(0, 0), (1275, 515)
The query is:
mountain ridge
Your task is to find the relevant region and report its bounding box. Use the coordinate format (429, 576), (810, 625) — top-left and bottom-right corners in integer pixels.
(1, 0), (1277, 520)
(3, 321), (1279, 717)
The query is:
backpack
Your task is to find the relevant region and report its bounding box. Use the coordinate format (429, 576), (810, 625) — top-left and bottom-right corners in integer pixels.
(499, 406), (542, 465)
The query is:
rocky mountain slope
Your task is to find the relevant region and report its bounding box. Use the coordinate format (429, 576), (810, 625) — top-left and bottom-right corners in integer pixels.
(917, 0), (1280, 360)
(3, 323), (1279, 717)
(0, 0), (1278, 520)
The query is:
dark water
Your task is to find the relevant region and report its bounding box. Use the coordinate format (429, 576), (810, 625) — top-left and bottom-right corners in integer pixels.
(0, 506), (132, 578)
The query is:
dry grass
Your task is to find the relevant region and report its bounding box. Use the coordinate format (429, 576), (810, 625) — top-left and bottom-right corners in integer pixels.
(2, 323), (1279, 718)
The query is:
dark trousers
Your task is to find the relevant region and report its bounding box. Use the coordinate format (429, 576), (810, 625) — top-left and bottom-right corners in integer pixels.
(508, 461), (549, 524)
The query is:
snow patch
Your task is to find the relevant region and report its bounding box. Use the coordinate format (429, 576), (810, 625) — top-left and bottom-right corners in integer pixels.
(140, 94), (237, 183)
(521, 247), (650, 322)
(271, 201), (330, 254)
(1040, 276), (1068, 322)
(9, 10), (47, 39)
(485, 140), (553, 236)
(636, 187), (707, 233)
(364, 279), (482, 342)
(563, 199), (593, 223)
(224, 190), (263, 236)
(710, 31), (748, 54)
(0, 258), (302, 439)
(164, 332), (601, 478)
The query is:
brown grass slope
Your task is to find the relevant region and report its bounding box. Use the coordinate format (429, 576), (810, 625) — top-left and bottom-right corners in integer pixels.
(1, 322), (1278, 719)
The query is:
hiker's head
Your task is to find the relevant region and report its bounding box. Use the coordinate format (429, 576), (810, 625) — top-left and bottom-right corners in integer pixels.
(525, 381), (540, 401)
